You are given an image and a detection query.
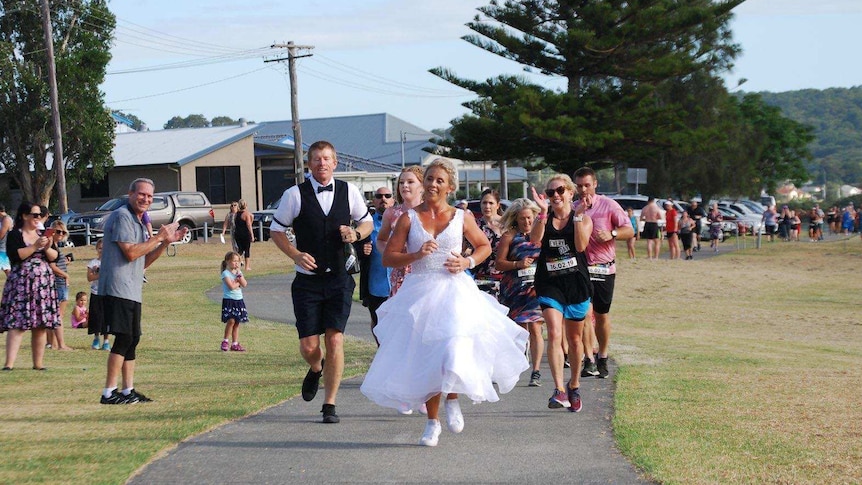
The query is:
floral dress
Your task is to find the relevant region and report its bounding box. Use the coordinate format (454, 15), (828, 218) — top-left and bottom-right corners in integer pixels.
(0, 230), (60, 332)
(473, 217), (502, 296)
(387, 204), (412, 296)
(498, 232), (542, 324)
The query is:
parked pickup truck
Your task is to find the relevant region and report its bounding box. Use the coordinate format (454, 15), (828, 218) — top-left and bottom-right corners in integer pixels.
(67, 191), (215, 245)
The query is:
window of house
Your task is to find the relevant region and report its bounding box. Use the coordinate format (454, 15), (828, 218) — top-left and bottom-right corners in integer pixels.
(196, 166), (241, 204)
(80, 176), (110, 199)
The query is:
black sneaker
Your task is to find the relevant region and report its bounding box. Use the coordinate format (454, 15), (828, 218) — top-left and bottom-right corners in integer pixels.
(129, 389), (153, 403)
(563, 354), (570, 369)
(100, 390), (125, 405)
(301, 359), (324, 402)
(581, 358), (599, 377)
(321, 403), (340, 424)
(528, 370), (541, 387)
(121, 391), (140, 404)
(596, 357), (609, 379)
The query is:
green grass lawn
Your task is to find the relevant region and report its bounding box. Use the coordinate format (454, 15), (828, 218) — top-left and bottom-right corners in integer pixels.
(1, 237), (860, 484)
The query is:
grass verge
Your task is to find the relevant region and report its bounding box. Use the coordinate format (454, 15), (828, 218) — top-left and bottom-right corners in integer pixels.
(0, 242), (377, 485)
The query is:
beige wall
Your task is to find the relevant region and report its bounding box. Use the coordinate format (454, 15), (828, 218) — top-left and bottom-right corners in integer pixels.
(182, 135), (257, 221)
(67, 167), (179, 212)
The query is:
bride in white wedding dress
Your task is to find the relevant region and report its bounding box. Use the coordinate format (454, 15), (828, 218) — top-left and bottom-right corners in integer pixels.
(360, 158), (529, 447)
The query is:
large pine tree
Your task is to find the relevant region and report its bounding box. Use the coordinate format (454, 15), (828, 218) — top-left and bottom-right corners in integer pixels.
(431, 0), (744, 174)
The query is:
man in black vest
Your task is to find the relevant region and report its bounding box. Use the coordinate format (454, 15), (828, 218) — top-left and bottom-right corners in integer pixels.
(269, 141), (373, 424)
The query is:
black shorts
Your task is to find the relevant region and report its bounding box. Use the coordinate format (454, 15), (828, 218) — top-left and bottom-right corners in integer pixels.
(234, 236), (252, 258)
(589, 273), (616, 314)
(642, 222), (659, 239)
(102, 295), (142, 337)
(87, 293), (105, 335)
(291, 272), (355, 339)
(680, 232), (693, 250)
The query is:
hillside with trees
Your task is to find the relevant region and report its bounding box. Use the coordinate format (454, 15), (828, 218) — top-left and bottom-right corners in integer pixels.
(757, 87), (862, 187)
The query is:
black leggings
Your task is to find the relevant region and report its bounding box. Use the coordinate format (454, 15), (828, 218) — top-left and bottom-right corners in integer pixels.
(110, 333), (141, 361)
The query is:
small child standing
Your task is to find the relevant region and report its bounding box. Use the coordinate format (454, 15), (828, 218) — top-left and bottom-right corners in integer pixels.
(220, 251), (249, 352)
(71, 292), (89, 328)
(87, 239), (110, 350)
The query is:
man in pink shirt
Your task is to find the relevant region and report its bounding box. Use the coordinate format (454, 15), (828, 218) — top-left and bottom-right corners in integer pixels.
(572, 167), (634, 378)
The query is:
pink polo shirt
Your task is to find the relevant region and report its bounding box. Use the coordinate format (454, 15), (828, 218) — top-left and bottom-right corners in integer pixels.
(573, 195), (631, 274)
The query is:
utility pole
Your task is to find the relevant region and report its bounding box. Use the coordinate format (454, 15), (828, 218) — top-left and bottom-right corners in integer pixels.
(41, 0), (67, 213)
(267, 42), (314, 186)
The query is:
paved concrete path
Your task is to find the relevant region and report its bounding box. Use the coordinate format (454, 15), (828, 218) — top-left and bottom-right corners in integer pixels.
(128, 273), (650, 484)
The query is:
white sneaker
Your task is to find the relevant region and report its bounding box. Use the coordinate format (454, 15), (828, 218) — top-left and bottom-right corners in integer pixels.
(445, 398), (464, 433)
(419, 419), (441, 447)
(418, 402), (428, 415)
(398, 402), (413, 415)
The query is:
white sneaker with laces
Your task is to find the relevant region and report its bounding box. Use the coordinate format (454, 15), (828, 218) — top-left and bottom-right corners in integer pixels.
(419, 419), (442, 447)
(445, 398), (464, 433)
(398, 402), (413, 415)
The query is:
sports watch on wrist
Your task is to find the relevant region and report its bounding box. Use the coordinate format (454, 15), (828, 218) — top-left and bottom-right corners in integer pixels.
(611, 229), (618, 239)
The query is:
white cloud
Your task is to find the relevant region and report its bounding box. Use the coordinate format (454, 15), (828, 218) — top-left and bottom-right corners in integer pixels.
(734, 0), (862, 16)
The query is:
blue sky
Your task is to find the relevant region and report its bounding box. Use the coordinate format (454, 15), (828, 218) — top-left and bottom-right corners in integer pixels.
(101, 0), (862, 131)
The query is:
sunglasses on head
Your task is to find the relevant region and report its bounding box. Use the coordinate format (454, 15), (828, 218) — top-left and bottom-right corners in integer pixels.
(544, 186), (567, 197)
(374, 193), (393, 199)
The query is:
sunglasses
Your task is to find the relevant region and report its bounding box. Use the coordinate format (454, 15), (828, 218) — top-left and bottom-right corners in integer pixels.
(54, 230), (67, 235)
(374, 193), (393, 199)
(544, 186), (567, 197)
(29, 212), (44, 218)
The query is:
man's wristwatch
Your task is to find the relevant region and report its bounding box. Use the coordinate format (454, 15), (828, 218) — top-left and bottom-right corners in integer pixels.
(611, 229), (618, 239)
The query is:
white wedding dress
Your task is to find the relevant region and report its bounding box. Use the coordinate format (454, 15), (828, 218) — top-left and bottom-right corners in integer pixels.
(360, 209), (529, 410)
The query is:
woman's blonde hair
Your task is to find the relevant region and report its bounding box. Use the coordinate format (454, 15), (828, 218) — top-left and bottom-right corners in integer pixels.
(424, 158), (458, 194)
(501, 198), (540, 231)
(237, 199), (248, 211)
(396, 166), (424, 204)
(546, 173), (575, 193)
(51, 220), (69, 240)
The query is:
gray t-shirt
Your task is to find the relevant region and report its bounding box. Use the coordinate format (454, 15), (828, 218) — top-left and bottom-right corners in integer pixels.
(98, 204), (146, 303)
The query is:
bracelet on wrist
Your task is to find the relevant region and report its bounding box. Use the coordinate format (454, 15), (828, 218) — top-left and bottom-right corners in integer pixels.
(537, 213), (547, 221)
(467, 256), (476, 269)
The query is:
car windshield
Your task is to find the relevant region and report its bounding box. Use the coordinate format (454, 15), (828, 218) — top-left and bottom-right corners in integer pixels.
(266, 199), (280, 210)
(97, 197), (127, 211)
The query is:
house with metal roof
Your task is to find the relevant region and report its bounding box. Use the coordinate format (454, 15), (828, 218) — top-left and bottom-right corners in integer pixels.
(67, 124), (259, 214)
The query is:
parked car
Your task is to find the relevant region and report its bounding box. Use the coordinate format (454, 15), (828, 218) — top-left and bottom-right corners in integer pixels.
(251, 198), (295, 243)
(718, 201), (763, 233)
(67, 191), (215, 245)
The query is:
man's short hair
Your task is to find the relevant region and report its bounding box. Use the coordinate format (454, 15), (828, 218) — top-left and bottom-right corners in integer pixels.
(129, 178), (155, 193)
(573, 167), (597, 181)
(307, 140), (337, 163)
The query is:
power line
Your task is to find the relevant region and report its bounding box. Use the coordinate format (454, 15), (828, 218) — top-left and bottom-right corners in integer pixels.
(106, 65), (272, 103)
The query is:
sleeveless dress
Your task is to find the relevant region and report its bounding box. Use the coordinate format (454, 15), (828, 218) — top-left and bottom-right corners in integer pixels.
(361, 209), (529, 409)
(473, 217), (502, 297)
(498, 232), (542, 324)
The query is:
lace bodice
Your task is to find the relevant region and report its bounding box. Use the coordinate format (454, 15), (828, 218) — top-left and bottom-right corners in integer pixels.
(406, 208), (464, 274)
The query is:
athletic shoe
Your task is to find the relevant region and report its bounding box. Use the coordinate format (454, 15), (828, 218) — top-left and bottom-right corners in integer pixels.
(121, 391), (140, 404)
(581, 359), (599, 377)
(597, 357), (609, 379)
(548, 389), (571, 409)
(321, 403), (339, 424)
(563, 354), (570, 368)
(101, 341), (111, 351)
(220, 340), (230, 352)
(398, 402), (414, 415)
(418, 403), (428, 415)
(444, 398), (464, 433)
(230, 343), (246, 352)
(128, 389), (153, 403)
(528, 370), (541, 387)
(92, 338), (100, 350)
(100, 390), (125, 405)
(419, 419), (442, 447)
(301, 359), (324, 401)
(568, 387), (583, 413)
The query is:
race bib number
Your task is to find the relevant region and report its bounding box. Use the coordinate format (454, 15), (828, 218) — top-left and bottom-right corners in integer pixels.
(588, 265), (611, 275)
(546, 257), (577, 272)
(517, 266), (536, 278)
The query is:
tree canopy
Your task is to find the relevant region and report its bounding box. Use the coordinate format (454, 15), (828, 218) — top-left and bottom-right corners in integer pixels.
(163, 114), (250, 129)
(0, 0), (115, 206)
(431, 0), (814, 198)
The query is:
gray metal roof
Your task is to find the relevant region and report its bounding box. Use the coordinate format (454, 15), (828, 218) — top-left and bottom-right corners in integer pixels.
(255, 113), (437, 167)
(113, 125), (259, 167)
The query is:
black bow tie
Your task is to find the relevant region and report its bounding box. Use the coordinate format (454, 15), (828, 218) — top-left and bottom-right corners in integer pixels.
(317, 184), (333, 193)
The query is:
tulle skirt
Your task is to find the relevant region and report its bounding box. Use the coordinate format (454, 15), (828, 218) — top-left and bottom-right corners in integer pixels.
(361, 270), (529, 410)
